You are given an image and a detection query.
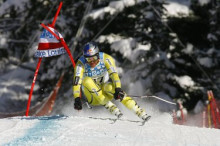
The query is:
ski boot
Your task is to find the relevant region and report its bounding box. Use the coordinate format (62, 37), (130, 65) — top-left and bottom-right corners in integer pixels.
(133, 105), (151, 122)
(104, 101), (123, 119)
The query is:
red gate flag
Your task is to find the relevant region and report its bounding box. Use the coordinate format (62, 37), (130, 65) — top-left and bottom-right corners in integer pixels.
(26, 1), (75, 117)
(35, 26), (66, 58)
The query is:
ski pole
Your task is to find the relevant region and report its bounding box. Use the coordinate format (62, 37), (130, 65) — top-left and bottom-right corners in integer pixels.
(129, 95), (177, 105)
(85, 102), (92, 109)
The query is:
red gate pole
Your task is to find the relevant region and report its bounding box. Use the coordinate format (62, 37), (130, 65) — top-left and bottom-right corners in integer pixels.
(51, 2), (63, 27)
(26, 2), (63, 116)
(26, 58), (42, 116)
(208, 90), (217, 128)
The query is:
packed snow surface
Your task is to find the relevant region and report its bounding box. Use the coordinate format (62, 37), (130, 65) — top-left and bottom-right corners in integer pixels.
(0, 112), (220, 145)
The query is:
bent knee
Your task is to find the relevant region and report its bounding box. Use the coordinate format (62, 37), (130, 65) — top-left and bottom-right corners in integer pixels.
(102, 82), (114, 92)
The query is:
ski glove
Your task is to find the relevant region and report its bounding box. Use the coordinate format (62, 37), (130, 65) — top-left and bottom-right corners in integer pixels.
(114, 88), (125, 101)
(74, 97), (82, 110)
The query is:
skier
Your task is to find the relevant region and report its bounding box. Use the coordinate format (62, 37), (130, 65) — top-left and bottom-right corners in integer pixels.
(73, 42), (150, 121)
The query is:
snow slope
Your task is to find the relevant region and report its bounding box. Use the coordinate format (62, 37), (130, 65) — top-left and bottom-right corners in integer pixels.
(1, 112), (220, 145)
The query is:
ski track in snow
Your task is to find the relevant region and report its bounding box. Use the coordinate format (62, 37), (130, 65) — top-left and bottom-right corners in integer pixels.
(0, 114), (220, 146)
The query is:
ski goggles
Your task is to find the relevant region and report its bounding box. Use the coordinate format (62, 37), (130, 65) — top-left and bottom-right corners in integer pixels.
(84, 54), (99, 63)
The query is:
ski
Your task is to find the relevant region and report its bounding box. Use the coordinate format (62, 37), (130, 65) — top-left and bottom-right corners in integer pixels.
(88, 116), (151, 126)
(141, 115), (151, 126)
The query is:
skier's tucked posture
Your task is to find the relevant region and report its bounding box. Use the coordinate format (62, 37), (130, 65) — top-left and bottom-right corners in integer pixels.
(73, 42), (150, 121)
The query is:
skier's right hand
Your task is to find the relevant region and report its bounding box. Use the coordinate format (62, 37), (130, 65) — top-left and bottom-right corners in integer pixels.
(74, 97), (82, 110)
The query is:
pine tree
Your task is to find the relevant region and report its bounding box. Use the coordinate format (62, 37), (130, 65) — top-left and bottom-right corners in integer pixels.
(0, 0), (219, 112)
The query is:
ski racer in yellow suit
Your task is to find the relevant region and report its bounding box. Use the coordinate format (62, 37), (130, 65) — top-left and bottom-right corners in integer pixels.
(73, 42), (150, 121)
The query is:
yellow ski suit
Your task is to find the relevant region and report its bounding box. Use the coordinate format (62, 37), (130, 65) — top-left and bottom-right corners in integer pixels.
(73, 52), (147, 117)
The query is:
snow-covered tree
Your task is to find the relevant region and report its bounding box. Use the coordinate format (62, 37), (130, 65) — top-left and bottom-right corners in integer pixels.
(0, 0), (219, 113)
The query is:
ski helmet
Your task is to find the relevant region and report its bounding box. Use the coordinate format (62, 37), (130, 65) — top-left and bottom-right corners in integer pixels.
(83, 42), (99, 57)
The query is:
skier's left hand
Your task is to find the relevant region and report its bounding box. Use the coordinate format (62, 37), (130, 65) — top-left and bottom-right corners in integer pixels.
(114, 88), (125, 101)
